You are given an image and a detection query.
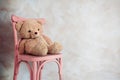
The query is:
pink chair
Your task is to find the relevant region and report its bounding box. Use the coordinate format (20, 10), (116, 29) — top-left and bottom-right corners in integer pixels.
(11, 15), (62, 80)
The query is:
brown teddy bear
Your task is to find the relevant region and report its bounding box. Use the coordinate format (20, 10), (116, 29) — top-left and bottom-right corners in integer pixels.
(15, 19), (62, 56)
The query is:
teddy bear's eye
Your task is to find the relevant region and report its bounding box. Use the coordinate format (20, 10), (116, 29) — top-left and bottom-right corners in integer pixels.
(28, 30), (31, 32)
(38, 29), (39, 31)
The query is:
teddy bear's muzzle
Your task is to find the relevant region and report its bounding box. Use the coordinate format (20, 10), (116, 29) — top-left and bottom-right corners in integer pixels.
(30, 32), (39, 39)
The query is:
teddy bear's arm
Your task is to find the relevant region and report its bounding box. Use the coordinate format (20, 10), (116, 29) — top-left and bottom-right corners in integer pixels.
(18, 40), (26, 54)
(42, 35), (53, 45)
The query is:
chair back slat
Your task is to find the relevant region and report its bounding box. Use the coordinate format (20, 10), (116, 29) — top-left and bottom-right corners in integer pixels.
(11, 15), (26, 56)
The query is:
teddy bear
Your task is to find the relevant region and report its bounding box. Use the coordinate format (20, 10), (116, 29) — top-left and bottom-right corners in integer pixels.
(15, 19), (62, 56)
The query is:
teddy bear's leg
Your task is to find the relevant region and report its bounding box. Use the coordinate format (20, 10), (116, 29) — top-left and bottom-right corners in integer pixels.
(38, 47), (48, 56)
(30, 45), (48, 56)
(48, 42), (62, 54)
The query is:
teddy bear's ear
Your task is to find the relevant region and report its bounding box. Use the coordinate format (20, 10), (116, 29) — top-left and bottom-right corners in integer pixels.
(37, 18), (45, 25)
(15, 21), (24, 32)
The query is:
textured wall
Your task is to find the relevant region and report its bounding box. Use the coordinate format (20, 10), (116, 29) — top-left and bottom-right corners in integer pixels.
(0, 0), (120, 80)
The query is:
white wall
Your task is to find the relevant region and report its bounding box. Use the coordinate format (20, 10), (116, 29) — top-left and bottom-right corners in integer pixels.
(0, 0), (120, 80)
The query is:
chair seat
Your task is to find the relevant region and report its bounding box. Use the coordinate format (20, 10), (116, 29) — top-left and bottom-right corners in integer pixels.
(18, 53), (62, 61)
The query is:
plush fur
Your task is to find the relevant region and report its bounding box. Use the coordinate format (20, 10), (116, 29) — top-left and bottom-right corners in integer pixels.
(15, 19), (62, 56)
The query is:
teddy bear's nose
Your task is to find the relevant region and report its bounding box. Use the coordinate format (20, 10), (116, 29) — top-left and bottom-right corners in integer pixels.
(35, 32), (37, 34)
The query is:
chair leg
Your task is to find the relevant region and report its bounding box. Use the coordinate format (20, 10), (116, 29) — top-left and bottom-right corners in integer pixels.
(38, 68), (42, 80)
(24, 61), (33, 80)
(37, 63), (43, 80)
(37, 61), (46, 80)
(33, 62), (37, 80)
(13, 62), (20, 80)
(59, 67), (62, 80)
(58, 58), (62, 80)
(29, 67), (33, 80)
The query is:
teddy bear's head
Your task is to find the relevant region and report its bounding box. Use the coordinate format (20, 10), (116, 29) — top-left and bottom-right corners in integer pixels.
(15, 19), (45, 39)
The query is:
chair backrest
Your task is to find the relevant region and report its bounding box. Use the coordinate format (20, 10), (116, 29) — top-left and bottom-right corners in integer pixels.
(11, 15), (45, 56)
(11, 15), (26, 56)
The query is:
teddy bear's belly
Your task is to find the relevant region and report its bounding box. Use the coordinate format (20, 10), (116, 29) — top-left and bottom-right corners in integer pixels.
(25, 39), (48, 56)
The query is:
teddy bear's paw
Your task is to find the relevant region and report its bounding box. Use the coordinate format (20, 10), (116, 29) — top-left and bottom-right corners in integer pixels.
(48, 42), (62, 54)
